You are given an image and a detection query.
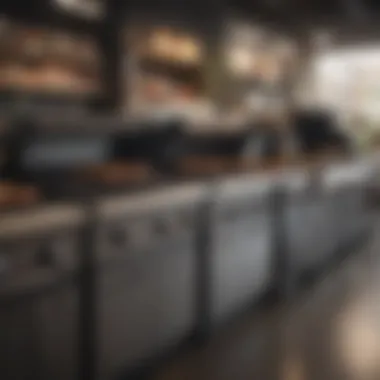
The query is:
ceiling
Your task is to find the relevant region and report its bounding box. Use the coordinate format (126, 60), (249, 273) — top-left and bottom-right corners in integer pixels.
(2, 0), (380, 39)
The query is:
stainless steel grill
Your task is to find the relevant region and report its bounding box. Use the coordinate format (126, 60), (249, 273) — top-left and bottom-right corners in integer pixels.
(282, 169), (335, 277)
(323, 160), (375, 252)
(94, 183), (208, 380)
(0, 204), (85, 380)
(209, 173), (276, 325)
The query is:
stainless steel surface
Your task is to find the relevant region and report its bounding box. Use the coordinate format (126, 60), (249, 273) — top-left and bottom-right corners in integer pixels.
(210, 175), (275, 324)
(0, 158), (376, 380)
(0, 204), (85, 380)
(324, 161), (375, 251)
(97, 182), (208, 219)
(0, 204), (85, 238)
(283, 170), (334, 275)
(284, 161), (375, 279)
(95, 183), (208, 380)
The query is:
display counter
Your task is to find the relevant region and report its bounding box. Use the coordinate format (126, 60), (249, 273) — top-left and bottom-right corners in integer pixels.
(0, 154), (377, 380)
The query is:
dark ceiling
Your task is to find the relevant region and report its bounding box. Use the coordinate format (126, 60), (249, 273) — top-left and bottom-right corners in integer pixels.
(2, 0), (380, 36)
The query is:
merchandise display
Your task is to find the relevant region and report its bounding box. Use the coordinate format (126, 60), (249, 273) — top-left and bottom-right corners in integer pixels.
(122, 24), (209, 120)
(0, 19), (101, 95)
(0, 6), (379, 380)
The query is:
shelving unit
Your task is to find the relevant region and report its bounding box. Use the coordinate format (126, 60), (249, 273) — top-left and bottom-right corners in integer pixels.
(0, 0), (105, 111)
(122, 21), (211, 121)
(223, 20), (298, 122)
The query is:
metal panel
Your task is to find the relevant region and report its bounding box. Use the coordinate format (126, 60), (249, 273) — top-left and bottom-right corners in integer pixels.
(282, 170), (335, 276)
(210, 175), (275, 324)
(289, 193), (335, 272)
(95, 183), (208, 379)
(324, 161), (375, 250)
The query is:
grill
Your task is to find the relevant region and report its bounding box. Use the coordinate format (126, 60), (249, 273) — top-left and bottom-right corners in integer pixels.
(94, 183), (208, 379)
(0, 204), (85, 380)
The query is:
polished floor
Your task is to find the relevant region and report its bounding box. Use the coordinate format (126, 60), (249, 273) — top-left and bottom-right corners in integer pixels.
(150, 229), (380, 380)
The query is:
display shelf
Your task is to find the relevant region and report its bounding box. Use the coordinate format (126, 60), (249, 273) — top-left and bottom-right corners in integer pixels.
(122, 22), (209, 119)
(221, 19), (298, 124)
(138, 57), (204, 88)
(0, 13), (103, 111)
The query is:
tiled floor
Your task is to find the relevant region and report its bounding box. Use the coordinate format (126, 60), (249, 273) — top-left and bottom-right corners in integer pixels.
(150, 230), (380, 380)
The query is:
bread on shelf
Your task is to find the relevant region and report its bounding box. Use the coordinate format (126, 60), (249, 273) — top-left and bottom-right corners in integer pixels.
(77, 162), (154, 186)
(0, 182), (40, 208)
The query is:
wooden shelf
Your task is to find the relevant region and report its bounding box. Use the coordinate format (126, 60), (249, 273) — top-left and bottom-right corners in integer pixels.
(139, 56), (204, 86)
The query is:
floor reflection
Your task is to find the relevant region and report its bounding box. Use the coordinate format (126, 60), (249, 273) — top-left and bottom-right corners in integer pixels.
(334, 250), (380, 380)
(152, 232), (380, 380)
(337, 300), (380, 379)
